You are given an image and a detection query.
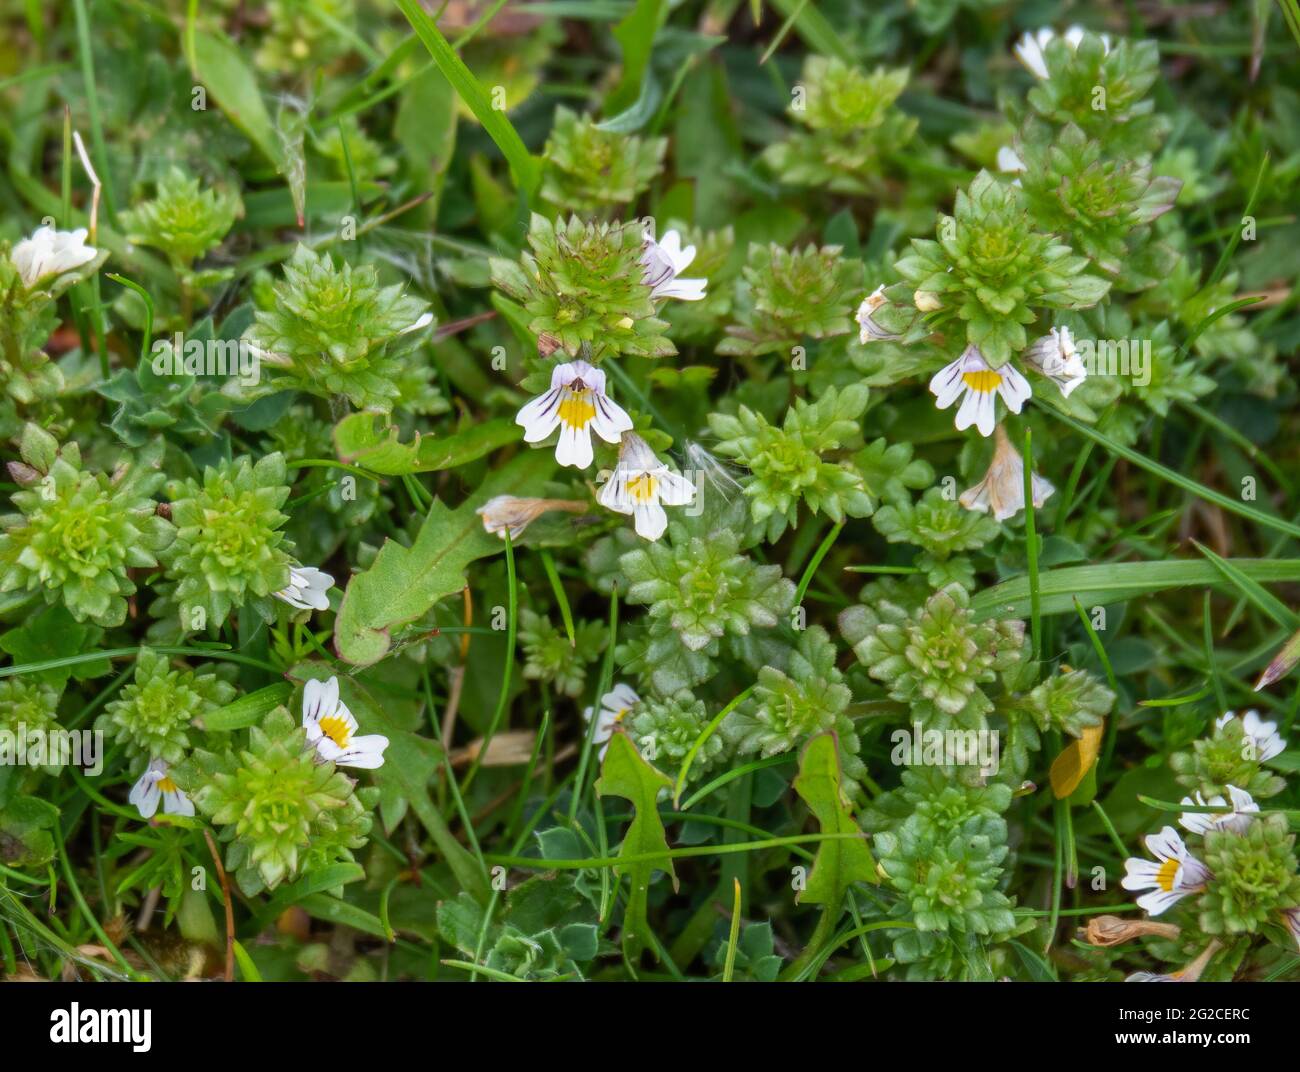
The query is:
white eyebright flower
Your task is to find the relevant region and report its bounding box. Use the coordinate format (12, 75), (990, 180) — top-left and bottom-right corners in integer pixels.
(582, 683), (639, 760)
(641, 229), (707, 302)
(1121, 827), (1210, 916)
(12, 225), (99, 289)
(1178, 785), (1258, 836)
(302, 676), (389, 769)
(275, 565), (334, 612)
(855, 285), (899, 342)
(1014, 25), (1110, 80)
(597, 433), (695, 541)
(515, 359), (633, 470)
(130, 759), (195, 819)
(1023, 326), (1087, 397)
(1215, 709), (1286, 762)
(928, 345), (1031, 437)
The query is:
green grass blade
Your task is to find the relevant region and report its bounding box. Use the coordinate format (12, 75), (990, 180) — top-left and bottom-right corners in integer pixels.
(395, 0), (541, 202)
(1042, 407), (1300, 541)
(723, 877), (742, 981)
(766, 0), (852, 61)
(673, 685), (754, 806)
(1193, 540), (1300, 629)
(1023, 428), (1043, 664)
(540, 550), (576, 646)
(972, 559), (1300, 619)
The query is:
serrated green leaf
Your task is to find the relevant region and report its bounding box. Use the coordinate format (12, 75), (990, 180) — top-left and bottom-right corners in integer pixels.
(792, 732), (876, 906)
(334, 449), (553, 666)
(595, 730), (677, 960)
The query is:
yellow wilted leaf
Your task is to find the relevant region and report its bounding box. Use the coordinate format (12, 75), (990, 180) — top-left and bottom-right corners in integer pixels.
(1049, 722), (1105, 799)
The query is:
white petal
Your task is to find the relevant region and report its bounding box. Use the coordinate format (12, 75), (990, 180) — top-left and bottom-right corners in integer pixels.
(301, 586), (331, 612)
(1226, 784), (1257, 814)
(130, 771), (162, 819)
(1180, 855), (1210, 890)
(1178, 794), (1216, 836)
(332, 701), (359, 738)
(555, 420), (594, 469)
(296, 566), (334, 589)
(333, 734), (389, 769)
(1057, 370), (1085, 398)
(997, 145), (1026, 173)
(1121, 858), (1161, 890)
(551, 361), (582, 389)
(275, 587), (314, 611)
(1014, 31), (1050, 79)
(303, 676), (340, 726)
(1145, 826), (1186, 863)
(597, 470), (632, 514)
(1136, 888), (1185, 916)
(618, 434), (658, 470)
(593, 708), (619, 743)
(589, 394), (634, 443)
(954, 384), (994, 435)
(656, 277), (707, 301)
(632, 502), (668, 541)
(517, 388), (563, 443)
(569, 360), (600, 389)
(163, 789), (195, 817)
(397, 312), (435, 336)
(929, 355), (967, 409)
(997, 363), (1032, 413)
(610, 683), (640, 708)
(656, 470), (696, 507)
(661, 231), (694, 272)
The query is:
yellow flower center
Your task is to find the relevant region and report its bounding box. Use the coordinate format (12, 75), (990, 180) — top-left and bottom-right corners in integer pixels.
(614, 707), (629, 723)
(961, 369), (1003, 393)
(626, 473), (658, 504)
(1155, 857), (1180, 892)
(558, 389), (596, 430)
(319, 715), (352, 748)
(157, 776), (178, 793)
